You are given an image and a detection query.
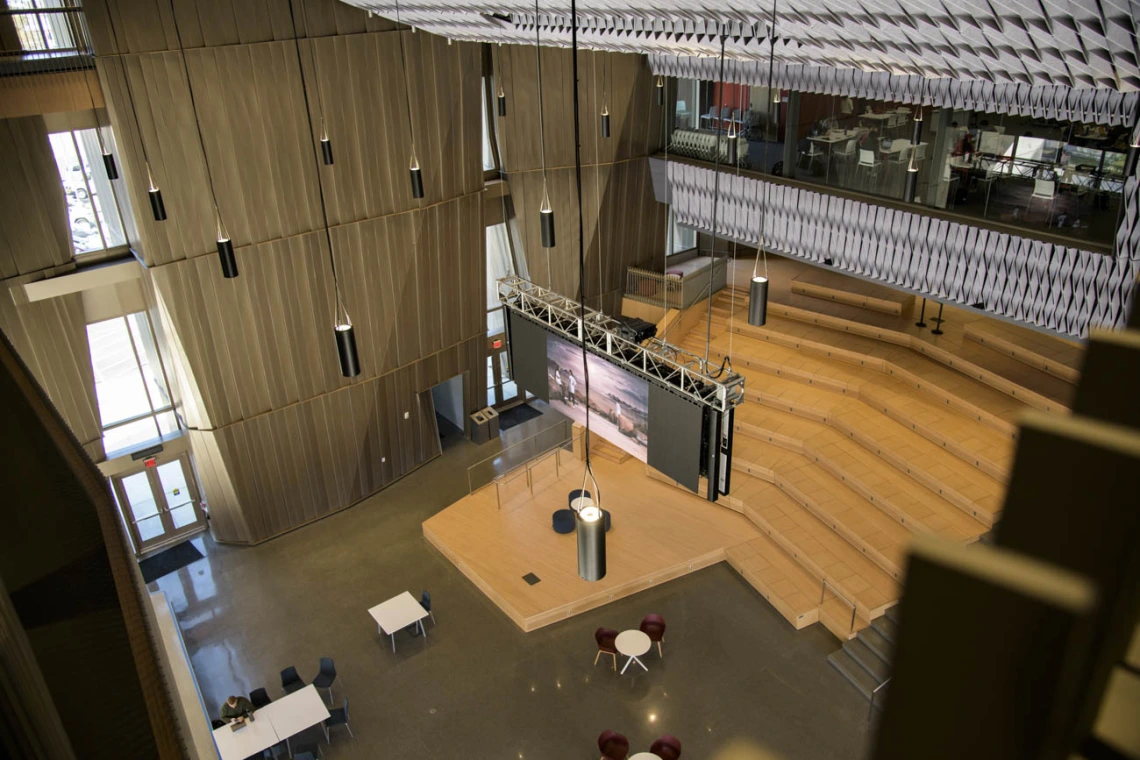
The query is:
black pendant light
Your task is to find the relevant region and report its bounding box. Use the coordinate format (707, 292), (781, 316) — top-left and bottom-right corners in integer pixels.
(726, 62), (738, 166)
(171, 0), (237, 277)
(600, 53), (611, 138)
(395, 0), (424, 199)
(535, 0), (555, 248)
(655, 73), (665, 105)
(105, 10), (165, 222)
(495, 43), (507, 116)
(290, 0), (361, 378)
(75, 18), (120, 182)
(749, 0), (779, 328)
(297, 0), (335, 166)
(569, 0), (604, 582)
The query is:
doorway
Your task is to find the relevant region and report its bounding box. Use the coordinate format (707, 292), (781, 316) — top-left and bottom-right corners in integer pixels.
(111, 453), (205, 556)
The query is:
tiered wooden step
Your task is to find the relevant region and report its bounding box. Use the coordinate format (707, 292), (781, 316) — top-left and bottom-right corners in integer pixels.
(791, 267), (915, 316)
(726, 532), (820, 630)
(963, 318), (1083, 384)
(730, 471), (899, 637)
(683, 331), (1010, 525)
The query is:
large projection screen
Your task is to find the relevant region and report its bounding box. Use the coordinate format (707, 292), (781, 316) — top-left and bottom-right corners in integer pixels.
(545, 332), (649, 462)
(507, 310), (549, 402)
(647, 384), (703, 492)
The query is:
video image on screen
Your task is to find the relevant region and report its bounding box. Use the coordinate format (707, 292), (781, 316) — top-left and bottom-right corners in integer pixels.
(546, 333), (649, 462)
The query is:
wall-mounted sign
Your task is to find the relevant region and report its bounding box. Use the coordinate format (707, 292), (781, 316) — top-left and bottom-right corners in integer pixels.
(144, 458), (157, 468)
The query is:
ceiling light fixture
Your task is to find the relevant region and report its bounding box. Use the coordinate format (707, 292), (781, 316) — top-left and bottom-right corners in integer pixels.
(535, 0), (555, 248)
(297, 0), (334, 166)
(600, 53), (610, 138)
(170, 0), (237, 277)
(395, 0), (424, 198)
(75, 21), (118, 180)
(495, 43), (507, 116)
(104, 10), (165, 222)
(290, 0), (360, 377)
(656, 73), (665, 105)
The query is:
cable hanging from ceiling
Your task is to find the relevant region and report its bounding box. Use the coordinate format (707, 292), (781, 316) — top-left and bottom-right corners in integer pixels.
(702, 28), (726, 366)
(903, 78), (925, 203)
(394, 0), (424, 198)
(298, 0), (335, 165)
(495, 43), (507, 116)
(289, 0), (360, 378)
(600, 51), (610, 138)
(169, 0), (237, 278)
(74, 18), (118, 181)
(749, 0), (779, 328)
(569, 0), (604, 583)
(103, 8), (165, 222)
(534, 0), (556, 249)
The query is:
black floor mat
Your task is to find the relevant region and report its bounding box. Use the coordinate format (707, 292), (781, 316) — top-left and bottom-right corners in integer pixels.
(497, 403), (543, 431)
(139, 541), (204, 584)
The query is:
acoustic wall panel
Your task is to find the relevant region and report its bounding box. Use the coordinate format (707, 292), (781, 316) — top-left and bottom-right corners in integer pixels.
(507, 310), (549, 402)
(646, 383), (703, 493)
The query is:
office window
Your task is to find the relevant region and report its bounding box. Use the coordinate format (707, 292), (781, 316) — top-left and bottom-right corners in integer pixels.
(87, 313), (179, 457)
(486, 222), (515, 335)
(668, 212), (697, 255)
(48, 128), (126, 255)
(8, 0), (81, 53)
(482, 84), (497, 172)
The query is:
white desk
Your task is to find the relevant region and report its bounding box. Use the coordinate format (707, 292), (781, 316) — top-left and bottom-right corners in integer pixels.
(212, 714), (279, 760)
(615, 630), (652, 675)
(258, 684), (330, 749)
(368, 591), (429, 652)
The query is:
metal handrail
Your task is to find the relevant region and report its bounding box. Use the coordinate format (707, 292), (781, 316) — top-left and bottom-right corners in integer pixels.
(465, 419), (574, 494)
(868, 677), (891, 722)
(820, 579), (858, 633)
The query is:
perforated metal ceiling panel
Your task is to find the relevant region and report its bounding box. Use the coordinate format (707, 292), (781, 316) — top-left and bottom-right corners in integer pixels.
(346, 0), (1140, 91)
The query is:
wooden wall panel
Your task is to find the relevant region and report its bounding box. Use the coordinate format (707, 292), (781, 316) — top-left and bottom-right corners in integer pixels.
(197, 334), (482, 544)
(0, 275), (103, 460)
(0, 117), (73, 279)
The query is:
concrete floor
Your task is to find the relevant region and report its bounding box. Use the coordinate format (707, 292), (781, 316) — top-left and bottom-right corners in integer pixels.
(153, 413), (873, 760)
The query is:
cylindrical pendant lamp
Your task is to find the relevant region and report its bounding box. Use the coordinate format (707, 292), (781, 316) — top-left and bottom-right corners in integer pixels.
(146, 164), (166, 222)
(335, 323), (360, 378)
(409, 151), (424, 198)
(321, 137), (334, 166)
(726, 120), (737, 165)
(102, 151), (119, 180)
(601, 106), (610, 138)
(217, 238), (238, 279)
(540, 187), (555, 248)
(1127, 141), (1139, 177)
(498, 92), (507, 116)
(576, 500), (606, 581)
(749, 275), (769, 326)
(655, 74), (664, 105)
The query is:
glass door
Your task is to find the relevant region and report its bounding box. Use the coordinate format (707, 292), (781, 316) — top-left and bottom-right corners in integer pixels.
(111, 454), (205, 555)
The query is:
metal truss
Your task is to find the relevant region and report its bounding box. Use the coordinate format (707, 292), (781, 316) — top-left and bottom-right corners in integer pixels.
(498, 276), (745, 412)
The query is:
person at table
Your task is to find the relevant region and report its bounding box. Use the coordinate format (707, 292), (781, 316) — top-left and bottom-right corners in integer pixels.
(220, 695), (255, 723)
(952, 130), (975, 159)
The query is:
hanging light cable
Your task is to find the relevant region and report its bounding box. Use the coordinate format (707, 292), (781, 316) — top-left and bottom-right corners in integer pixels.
(749, 0), (779, 328)
(169, 0), (238, 278)
(702, 28), (726, 367)
(289, 0), (360, 377)
(104, 9), (165, 221)
(600, 52), (610, 138)
(726, 57), (739, 166)
(535, 0), (555, 248)
(655, 73), (665, 105)
(904, 78), (925, 203)
(298, 0), (334, 165)
(75, 19), (118, 180)
(569, 0), (604, 582)
(394, 0), (424, 198)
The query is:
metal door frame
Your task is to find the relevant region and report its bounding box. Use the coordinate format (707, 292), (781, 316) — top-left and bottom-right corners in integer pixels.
(111, 452), (205, 557)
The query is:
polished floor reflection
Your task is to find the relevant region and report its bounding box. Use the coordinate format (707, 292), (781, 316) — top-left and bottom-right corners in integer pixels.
(152, 418), (872, 760)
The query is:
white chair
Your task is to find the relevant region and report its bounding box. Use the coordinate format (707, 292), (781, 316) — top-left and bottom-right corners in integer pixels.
(943, 162), (960, 208)
(834, 138), (857, 184)
(801, 141), (826, 174)
(855, 148), (879, 189)
(1028, 179), (1057, 224)
(977, 160), (1003, 216)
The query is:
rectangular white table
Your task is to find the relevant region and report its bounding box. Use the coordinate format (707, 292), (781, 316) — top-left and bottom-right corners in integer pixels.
(211, 684), (330, 760)
(368, 591), (429, 652)
(807, 132), (860, 182)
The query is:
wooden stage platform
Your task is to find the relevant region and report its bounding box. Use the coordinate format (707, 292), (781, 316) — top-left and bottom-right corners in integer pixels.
(423, 453), (759, 632)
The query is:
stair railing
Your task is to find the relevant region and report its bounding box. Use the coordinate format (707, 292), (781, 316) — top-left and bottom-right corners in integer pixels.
(820, 579), (857, 634)
(868, 677), (891, 722)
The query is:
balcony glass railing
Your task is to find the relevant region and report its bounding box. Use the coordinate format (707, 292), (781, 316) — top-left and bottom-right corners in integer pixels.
(671, 80), (1128, 251)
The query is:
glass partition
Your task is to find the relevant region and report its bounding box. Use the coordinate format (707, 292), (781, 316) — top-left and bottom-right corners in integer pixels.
(668, 78), (1129, 249)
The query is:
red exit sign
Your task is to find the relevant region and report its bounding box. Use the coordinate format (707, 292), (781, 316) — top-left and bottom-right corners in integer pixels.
(144, 457), (157, 468)
(492, 339), (503, 349)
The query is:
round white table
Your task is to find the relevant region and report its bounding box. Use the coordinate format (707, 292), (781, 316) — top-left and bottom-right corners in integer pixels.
(615, 630), (652, 675)
(630, 753), (661, 759)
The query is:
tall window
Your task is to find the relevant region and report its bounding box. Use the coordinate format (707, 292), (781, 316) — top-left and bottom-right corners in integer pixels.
(48, 128), (126, 255)
(87, 313), (179, 457)
(486, 222), (515, 335)
(8, 0), (82, 53)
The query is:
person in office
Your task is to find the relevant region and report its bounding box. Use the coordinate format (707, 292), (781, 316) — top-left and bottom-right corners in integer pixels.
(220, 695), (255, 723)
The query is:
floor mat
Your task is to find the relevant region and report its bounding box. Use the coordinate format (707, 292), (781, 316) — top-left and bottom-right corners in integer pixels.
(497, 403), (544, 431)
(139, 541), (204, 584)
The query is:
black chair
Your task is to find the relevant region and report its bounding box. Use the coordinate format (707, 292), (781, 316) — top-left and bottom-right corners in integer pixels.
(324, 698), (354, 741)
(211, 718), (226, 729)
(291, 744), (322, 760)
(420, 590), (436, 625)
(552, 509), (575, 534)
(311, 658), (339, 703)
(249, 687), (271, 709)
(280, 666), (304, 694)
